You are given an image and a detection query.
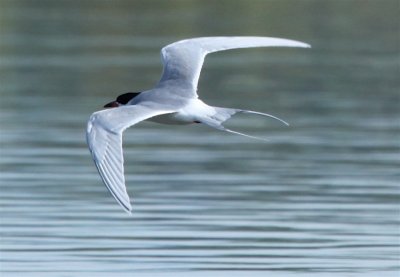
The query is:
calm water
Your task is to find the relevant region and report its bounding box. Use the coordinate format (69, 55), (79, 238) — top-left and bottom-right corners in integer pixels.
(0, 0), (399, 276)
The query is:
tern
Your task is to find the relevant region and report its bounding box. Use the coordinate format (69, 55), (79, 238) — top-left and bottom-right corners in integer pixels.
(86, 36), (310, 213)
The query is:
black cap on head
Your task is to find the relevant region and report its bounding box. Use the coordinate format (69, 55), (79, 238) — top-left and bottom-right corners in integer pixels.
(116, 92), (141, 104)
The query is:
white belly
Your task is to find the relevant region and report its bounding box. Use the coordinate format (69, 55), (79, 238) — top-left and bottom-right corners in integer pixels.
(146, 112), (195, 125)
(146, 99), (215, 125)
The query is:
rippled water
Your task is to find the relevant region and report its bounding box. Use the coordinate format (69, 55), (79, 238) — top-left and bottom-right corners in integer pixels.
(1, 0), (399, 276)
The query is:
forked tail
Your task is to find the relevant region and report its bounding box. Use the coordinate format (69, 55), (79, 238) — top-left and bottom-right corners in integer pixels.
(200, 107), (289, 141)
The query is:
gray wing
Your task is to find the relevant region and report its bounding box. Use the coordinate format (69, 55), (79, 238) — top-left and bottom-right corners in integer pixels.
(86, 104), (174, 213)
(157, 36), (310, 97)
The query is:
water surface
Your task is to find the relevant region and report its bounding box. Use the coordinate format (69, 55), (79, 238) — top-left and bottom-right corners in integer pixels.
(0, 0), (399, 276)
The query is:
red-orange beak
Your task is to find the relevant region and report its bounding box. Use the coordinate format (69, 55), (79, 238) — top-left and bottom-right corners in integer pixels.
(104, 101), (120, 108)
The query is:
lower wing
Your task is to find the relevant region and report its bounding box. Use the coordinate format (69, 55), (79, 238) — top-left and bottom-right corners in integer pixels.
(86, 104), (175, 213)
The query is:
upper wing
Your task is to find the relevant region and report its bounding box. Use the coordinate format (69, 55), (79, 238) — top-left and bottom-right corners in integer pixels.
(86, 104), (174, 213)
(157, 36), (310, 97)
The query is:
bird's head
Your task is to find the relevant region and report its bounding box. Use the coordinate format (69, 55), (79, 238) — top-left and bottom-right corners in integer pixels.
(104, 92), (141, 108)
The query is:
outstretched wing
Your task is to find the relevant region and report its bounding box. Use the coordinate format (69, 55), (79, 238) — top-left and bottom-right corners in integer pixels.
(86, 104), (174, 213)
(157, 36), (310, 97)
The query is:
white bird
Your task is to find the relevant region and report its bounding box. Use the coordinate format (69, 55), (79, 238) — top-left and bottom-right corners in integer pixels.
(86, 36), (310, 213)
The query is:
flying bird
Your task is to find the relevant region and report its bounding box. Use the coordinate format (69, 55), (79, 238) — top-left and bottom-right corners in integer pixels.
(86, 36), (310, 213)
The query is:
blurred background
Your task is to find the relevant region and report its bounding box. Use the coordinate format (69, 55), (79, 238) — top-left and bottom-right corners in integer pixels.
(0, 0), (399, 276)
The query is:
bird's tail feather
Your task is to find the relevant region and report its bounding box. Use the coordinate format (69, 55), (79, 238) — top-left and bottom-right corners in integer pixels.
(200, 107), (288, 141)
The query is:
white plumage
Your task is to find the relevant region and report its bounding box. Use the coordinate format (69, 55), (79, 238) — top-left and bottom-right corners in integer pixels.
(87, 36), (310, 213)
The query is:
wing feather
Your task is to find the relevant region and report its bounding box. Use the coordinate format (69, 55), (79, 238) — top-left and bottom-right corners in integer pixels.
(86, 104), (174, 213)
(158, 36), (310, 97)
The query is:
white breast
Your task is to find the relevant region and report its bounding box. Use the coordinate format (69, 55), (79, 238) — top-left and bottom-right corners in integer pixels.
(146, 99), (214, 125)
(147, 112), (194, 125)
